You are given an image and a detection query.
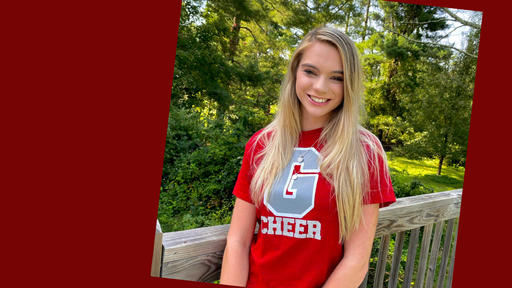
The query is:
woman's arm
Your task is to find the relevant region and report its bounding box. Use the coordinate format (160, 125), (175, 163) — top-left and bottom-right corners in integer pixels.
(322, 204), (379, 288)
(219, 198), (257, 287)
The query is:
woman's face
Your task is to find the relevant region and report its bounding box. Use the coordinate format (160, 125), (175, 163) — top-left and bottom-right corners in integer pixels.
(295, 41), (344, 131)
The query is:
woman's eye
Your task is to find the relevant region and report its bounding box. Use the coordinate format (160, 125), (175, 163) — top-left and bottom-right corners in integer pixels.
(331, 76), (344, 82)
(304, 69), (316, 75)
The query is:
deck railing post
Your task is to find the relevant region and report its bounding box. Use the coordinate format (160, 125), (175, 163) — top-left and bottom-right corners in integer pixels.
(151, 219), (163, 277)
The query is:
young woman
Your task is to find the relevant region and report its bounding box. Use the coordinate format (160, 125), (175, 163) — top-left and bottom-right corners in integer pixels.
(219, 26), (396, 288)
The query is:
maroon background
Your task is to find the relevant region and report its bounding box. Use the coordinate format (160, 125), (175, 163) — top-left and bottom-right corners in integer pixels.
(2, 0), (508, 287)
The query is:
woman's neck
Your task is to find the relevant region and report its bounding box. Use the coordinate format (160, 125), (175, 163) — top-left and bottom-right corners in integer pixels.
(301, 113), (329, 131)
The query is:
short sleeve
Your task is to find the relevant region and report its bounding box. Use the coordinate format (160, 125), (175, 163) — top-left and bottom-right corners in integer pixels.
(363, 143), (396, 208)
(232, 132), (261, 205)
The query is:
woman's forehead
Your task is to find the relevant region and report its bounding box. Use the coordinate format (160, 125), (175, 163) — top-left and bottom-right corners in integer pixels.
(299, 41), (343, 72)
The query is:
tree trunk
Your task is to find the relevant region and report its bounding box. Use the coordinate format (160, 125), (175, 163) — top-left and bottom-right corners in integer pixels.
(437, 133), (449, 175)
(437, 155), (444, 176)
(345, 11), (350, 34)
(384, 59), (400, 116)
(229, 16), (241, 61)
(362, 0), (371, 41)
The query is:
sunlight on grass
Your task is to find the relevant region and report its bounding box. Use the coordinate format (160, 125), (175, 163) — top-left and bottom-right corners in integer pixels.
(387, 152), (465, 192)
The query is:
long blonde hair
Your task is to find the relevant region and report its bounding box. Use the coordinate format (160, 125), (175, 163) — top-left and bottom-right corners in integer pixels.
(249, 26), (388, 242)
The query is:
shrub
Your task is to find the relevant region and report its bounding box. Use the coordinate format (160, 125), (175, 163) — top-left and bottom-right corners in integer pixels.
(390, 169), (434, 198)
(158, 105), (271, 232)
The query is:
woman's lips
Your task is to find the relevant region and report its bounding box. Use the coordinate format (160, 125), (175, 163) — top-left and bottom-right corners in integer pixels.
(307, 94), (330, 106)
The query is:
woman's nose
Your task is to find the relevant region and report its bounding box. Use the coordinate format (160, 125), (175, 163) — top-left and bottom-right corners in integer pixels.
(312, 76), (328, 94)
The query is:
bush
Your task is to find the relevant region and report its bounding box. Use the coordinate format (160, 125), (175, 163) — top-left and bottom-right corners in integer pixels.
(158, 105), (271, 232)
(390, 169), (434, 198)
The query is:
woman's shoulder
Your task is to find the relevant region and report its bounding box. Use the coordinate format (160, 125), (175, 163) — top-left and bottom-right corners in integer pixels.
(246, 126), (274, 146)
(358, 126), (384, 153)
(248, 128), (267, 141)
(244, 126), (274, 154)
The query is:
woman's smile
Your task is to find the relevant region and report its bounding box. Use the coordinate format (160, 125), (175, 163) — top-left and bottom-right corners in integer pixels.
(307, 94), (331, 104)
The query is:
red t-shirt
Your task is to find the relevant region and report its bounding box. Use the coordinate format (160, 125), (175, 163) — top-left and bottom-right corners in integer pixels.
(233, 128), (395, 288)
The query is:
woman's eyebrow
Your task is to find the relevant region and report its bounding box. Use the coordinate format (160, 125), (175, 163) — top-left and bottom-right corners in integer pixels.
(300, 63), (317, 69)
(300, 63), (343, 74)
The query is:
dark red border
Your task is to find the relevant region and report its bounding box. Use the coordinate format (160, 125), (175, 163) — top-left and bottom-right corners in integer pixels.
(4, 0), (508, 287)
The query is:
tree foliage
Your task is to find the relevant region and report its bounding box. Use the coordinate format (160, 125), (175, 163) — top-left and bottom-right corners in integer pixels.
(159, 0), (481, 231)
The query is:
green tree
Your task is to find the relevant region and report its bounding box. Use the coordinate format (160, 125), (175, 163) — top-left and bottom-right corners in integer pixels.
(401, 59), (472, 175)
(159, 1), (480, 231)
(393, 10), (480, 174)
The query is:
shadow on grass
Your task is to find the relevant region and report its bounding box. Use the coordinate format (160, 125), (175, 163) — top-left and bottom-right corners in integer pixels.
(390, 165), (464, 193)
(388, 156), (437, 170)
(418, 174), (463, 187)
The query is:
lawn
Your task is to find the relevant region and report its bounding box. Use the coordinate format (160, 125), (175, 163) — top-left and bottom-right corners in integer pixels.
(387, 152), (465, 192)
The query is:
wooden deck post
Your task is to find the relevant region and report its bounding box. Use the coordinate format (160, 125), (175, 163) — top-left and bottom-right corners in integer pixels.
(151, 219), (163, 277)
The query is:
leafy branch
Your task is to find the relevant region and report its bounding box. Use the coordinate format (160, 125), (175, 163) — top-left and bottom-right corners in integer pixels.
(441, 7), (481, 30)
(386, 28), (478, 58)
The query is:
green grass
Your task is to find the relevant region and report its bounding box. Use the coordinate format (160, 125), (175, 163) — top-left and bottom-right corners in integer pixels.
(387, 152), (465, 192)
